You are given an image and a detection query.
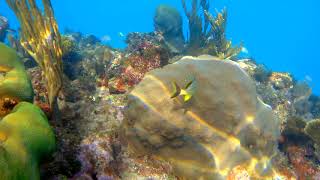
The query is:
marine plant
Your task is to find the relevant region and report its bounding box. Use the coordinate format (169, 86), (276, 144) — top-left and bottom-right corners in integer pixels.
(181, 0), (242, 59)
(6, 0), (63, 111)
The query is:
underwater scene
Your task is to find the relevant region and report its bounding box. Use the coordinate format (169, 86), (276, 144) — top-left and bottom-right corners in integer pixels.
(0, 0), (319, 179)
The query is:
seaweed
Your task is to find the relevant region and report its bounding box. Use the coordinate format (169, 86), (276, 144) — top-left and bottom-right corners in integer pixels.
(6, 0), (63, 111)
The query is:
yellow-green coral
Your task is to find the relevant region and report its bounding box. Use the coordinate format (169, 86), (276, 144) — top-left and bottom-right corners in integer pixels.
(0, 43), (33, 102)
(204, 9), (242, 59)
(0, 43), (33, 117)
(0, 102), (56, 180)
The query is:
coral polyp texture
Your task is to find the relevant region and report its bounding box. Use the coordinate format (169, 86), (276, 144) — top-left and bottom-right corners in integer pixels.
(0, 43), (33, 116)
(123, 55), (280, 179)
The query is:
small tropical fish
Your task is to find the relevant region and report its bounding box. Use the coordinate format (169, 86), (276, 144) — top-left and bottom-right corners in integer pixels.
(118, 32), (125, 37)
(241, 47), (249, 54)
(170, 78), (197, 102)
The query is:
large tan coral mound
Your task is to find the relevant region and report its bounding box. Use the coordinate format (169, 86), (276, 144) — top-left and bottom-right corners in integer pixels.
(123, 55), (280, 179)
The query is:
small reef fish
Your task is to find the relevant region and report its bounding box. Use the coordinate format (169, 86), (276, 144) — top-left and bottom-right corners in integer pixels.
(170, 78), (197, 102)
(241, 47), (249, 54)
(118, 32), (125, 37)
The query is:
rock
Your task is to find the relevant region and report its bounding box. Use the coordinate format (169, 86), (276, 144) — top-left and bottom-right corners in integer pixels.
(154, 5), (185, 52)
(75, 133), (175, 180)
(123, 55), (280, 179)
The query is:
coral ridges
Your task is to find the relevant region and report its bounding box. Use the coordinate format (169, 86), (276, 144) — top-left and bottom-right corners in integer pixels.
(123, 55), (281, 179)
(239, 59), (320, 179)
(0, 44), (55, 180)
(0, 43), (33, 107)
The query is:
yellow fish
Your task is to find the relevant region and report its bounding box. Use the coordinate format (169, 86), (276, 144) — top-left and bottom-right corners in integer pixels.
(170, 78), (196, 102)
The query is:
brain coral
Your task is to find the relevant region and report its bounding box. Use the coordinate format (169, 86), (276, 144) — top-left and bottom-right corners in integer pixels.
(123, 55), (280, 179)
(0, 43), (33, 117)
(0, 102), (56, 180)
(0, 43), (33, 102)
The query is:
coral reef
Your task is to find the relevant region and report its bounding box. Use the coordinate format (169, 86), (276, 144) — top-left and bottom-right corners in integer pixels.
(203, 8), (242, 59)
(154, 5), (185, 52)
(74, 133), (175, 180)
(181, 0), (242, 58)
(287, 146), (320, 179)
(123, 55), (280, 179)
(106, 32), (170, 94)
(19, 32), (320, 179)
(0, 16), (9, 42)
(0, 43), (33, 116)
(6, 0), (63, 110)
(0, 43), (55, 180)
(0, 102), (56, 180)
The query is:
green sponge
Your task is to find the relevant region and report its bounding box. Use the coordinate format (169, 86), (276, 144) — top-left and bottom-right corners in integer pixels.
(0, 102), (56, 180)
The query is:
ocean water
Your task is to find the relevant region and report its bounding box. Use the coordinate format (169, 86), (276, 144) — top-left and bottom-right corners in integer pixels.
(1, 0), (319, 94)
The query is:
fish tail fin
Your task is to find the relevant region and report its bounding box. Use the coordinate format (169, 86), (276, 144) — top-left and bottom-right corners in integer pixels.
(171, 82), (181, 99)
(183, 94), (193, 102)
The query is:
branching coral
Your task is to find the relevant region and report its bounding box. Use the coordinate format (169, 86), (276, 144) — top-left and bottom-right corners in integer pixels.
(181, 0), (242, 59)
(6, 0), (63, 110)
(204, 9), (243, 59)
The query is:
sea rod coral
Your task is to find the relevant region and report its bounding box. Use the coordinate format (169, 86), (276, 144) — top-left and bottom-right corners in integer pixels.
(181, 0), (242, 58)
(6, 0), (63, 111)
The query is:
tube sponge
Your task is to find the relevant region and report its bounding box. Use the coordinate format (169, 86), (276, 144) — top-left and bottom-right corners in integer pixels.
(0, 102), (56, 180)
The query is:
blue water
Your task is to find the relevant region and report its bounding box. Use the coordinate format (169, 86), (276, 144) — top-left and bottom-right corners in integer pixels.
(1, 0), (319, 94)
